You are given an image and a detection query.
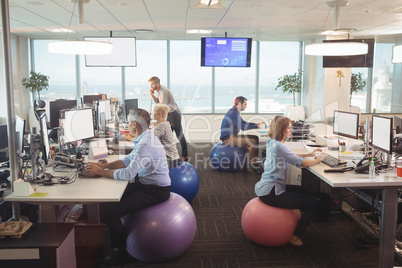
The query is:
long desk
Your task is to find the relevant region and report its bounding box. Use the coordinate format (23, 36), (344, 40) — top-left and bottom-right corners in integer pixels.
(288, 141), (401, 268)
(5, 155), (129, 224)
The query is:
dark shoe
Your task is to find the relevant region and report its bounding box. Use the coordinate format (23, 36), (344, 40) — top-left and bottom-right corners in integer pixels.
(102, 248), (125, 266)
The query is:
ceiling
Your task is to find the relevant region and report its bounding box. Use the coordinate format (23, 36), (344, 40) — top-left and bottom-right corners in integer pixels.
(6, 0), (402, 43)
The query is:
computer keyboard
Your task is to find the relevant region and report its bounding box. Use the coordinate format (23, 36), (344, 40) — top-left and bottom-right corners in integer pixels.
(321, 155), (340, 167)
(77, 163), (101, 178)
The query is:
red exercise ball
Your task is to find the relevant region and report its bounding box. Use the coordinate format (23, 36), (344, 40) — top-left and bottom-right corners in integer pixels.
(241, 197), (301, 246)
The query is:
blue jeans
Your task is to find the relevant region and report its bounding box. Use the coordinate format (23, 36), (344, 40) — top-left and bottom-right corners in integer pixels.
(259, 185), (324, 237)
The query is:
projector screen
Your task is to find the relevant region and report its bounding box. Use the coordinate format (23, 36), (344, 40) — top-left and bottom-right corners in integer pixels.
(84, 37), (137, 67)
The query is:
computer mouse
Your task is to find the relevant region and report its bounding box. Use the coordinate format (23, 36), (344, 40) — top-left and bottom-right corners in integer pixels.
(98, 159), (108, 164)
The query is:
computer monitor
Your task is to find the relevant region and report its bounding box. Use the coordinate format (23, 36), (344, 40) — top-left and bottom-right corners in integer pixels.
(83, 94), (106, 106)
(39, 114), (51, 165)
(0, 125), (8, 163)
(15, 115), (26, 153)
(61, 108), (95, 144)
(371, 115), (393, 154)
(395, 115), (402, 134)
(125, 99), (138, 118)
(333, 110), (360, 139)
(97, 99), (112, 131)
(49, 99), (77, 128)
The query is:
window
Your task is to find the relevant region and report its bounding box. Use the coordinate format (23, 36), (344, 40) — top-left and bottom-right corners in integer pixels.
(32, 40), (76, 102)
(350, 68), (368, 113)
(258, 42), (301, 113)
(170, 40), (212, 113)
(125, 40), (167, 110)
(214, 42), (257, 113)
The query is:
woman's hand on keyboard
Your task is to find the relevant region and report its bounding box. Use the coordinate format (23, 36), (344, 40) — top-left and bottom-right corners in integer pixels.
(311, 148), (323, 156)
(315, 153), (327, 162)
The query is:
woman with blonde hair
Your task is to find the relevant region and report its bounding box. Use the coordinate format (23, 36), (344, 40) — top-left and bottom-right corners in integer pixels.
(255, 115), (329, 247)
(152, 103), (181, 168)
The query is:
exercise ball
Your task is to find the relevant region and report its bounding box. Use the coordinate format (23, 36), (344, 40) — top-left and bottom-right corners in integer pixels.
(241, 197), (300, 246)
(123, 193), (197, 262)
(210, 142), (248, 172)
(169, 162), (200, 202)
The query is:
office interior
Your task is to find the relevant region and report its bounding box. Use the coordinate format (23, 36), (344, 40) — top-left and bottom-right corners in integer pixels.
(2, 0), (402, 267)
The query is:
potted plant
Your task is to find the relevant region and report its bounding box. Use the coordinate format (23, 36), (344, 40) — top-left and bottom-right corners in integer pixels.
(275, 69), (303, 106)
(275, 69), (304, 120)
(350, 72), (366, 106)
(22, 71), (50, 100)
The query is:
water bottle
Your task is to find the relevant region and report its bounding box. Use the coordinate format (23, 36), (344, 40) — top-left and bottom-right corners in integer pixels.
(369, 157), (376, 178)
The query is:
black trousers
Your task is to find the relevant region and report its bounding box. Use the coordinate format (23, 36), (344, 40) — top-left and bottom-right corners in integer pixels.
(107, 180), (170, 248)
(259, 185), (328, 237)
(167, 110), (188, 158)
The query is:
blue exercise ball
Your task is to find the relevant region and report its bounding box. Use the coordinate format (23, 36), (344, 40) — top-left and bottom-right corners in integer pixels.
(210, 142), (249, 172)
(169, 162), (200, 202)
(123, 193), (197, 262)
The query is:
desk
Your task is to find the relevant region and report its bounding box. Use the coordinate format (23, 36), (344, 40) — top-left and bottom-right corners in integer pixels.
(5, 155), (129, 224)
(288, 141), (400, 268)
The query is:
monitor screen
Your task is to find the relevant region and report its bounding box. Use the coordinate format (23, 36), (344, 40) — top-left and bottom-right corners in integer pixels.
(323, 39), (374, 68)
(83, 94), (105, 106)
(395, 115), (402, 134)
(0, 125), (8, 149)
(201, 37), (252, 67)
(15, 115), (26, 153)
(84, 37), (137, 67)
(371, 115), (393, 154)
(125, 99), (138, 118)
(333, 110), (360, 139)
(49, 99), (77, 128)
(39, 114), (50, 165)
(61, 108), (95, 144)
(97, 99), (112, 131)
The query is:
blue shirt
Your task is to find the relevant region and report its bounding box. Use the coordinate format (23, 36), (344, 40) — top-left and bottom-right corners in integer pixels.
(113, 129), (170, 186)
(255, 139), (303, 196)
(220, 106), (258, 141)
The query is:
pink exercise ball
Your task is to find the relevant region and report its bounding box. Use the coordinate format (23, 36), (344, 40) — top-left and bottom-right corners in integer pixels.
(241, 197), (301, 246)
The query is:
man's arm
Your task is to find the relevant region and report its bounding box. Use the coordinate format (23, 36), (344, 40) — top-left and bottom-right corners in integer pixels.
(149, 89), (159, 103)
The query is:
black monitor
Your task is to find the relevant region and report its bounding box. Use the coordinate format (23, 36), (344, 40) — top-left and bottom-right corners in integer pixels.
(333, 110), (360, 139)
(49, 99), (77, 128)
(201, 37), (252, 67)
(395, 115), (402, 134)
(83, 94), (106, 106)
(15, 115), (26, 153)
(0, 125), (8, 163)
(60, 108), (95, 144)
(125, 99), (138, 118)
(371, 115), (393, 154)
(38, 114), (51, 165)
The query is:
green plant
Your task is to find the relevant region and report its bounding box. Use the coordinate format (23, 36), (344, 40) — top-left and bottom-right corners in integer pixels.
(275, 69), (303, 106)
(22, 71), (50, 100)
(350, 72), (366, 105)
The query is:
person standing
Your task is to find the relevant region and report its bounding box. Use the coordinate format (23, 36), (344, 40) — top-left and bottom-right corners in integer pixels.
(86, 109), (170, 266)
(220, 96), (262, 172)
(148, 76), (188, 162)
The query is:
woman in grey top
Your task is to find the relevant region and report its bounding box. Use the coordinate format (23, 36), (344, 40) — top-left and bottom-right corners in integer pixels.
(152, 103), (181, 168)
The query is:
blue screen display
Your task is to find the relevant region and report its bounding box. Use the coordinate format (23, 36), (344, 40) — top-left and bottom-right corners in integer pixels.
(201, 37), (252, 67)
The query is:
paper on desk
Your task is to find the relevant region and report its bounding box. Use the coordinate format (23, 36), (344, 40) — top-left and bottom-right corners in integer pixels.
(29, 192), (48, 197)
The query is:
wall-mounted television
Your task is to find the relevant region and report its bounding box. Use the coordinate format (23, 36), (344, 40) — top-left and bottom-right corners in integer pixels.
(201, 37), (252, 67)
(84, 37), (137, 67)
(323, 39), (374, 68)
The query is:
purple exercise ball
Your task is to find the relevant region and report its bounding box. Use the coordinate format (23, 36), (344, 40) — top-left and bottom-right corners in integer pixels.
(122, 193), (197, 262)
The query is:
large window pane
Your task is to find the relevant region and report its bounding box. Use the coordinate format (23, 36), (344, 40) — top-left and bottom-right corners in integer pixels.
(125, 40), (167, 110)
(170, 40), (212, 113)
(350, 68), (368, 113)
(259, 42), (300, 113)
(79, 57), (122, 102)
(32, 40), (76, 101)
(214, 42), (257, 113)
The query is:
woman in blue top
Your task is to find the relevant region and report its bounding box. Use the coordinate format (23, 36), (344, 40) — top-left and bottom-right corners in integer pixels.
(255, 115), (327, 247)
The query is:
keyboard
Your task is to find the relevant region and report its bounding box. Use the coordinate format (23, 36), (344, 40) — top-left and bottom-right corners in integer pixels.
(77, 163), (101, 178)
(321, 155), (340, 167)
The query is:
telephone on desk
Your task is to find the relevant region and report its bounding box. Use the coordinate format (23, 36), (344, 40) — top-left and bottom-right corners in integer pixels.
(354, 157), (388, 174)
(53, 153), (83, 169)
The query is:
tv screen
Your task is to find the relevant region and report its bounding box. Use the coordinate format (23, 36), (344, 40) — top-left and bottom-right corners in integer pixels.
(201, 37), (252, 67)
(323, 39), (374, 68)
(84, 37), (137, 67)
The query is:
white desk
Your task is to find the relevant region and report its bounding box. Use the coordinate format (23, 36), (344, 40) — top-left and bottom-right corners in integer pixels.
(288, 141), (400, 268)
(5, 155), (129, 224)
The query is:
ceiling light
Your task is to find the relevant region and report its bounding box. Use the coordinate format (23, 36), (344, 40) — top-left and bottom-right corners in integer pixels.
(200, 0), (219, 6)
(51, 28), (74, 33)
(305, 42), (368, 56)
(48, 40), (113, 55)
(133, 29), (153, 33)
(187, 29), (212, 34)
(392, 45), (402, 63)
(48, 0), (113, 55)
